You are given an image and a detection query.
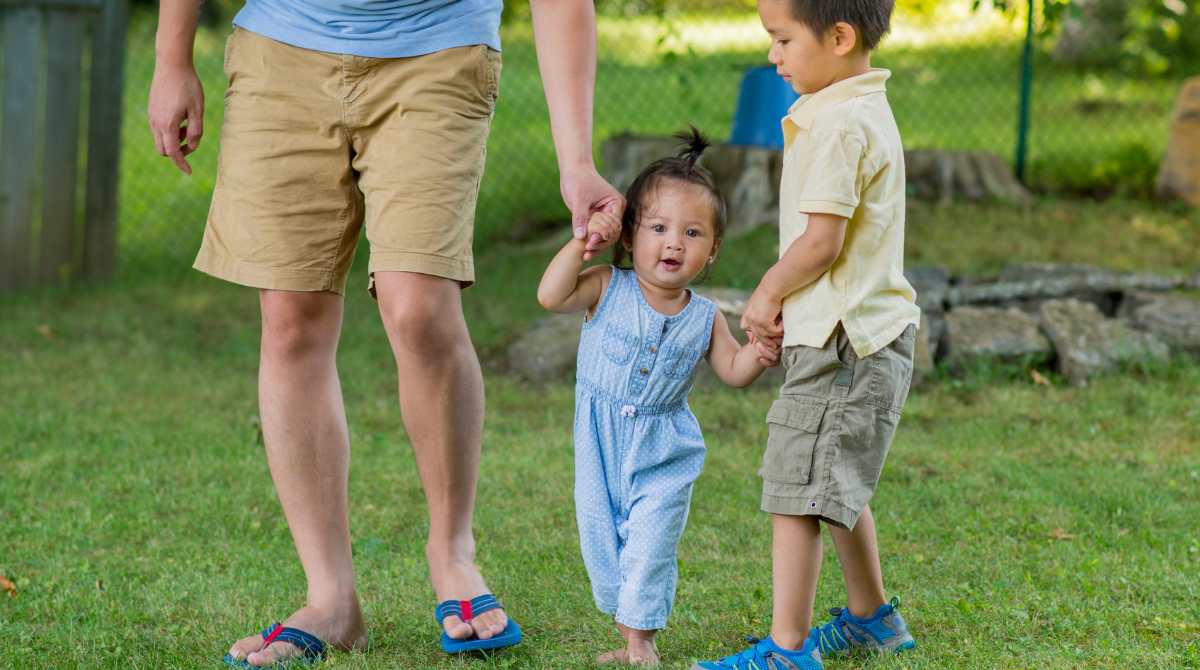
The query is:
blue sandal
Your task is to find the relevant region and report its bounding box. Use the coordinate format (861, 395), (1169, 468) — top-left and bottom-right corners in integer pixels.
(223, 623), (327, 668)
(435, 593), (522, 653)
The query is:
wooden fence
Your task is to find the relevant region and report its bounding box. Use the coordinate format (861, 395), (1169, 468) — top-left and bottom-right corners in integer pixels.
(0, 0), (127, 291)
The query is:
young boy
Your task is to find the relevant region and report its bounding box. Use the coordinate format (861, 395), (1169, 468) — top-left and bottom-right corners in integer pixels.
(693, 1), (920, 669)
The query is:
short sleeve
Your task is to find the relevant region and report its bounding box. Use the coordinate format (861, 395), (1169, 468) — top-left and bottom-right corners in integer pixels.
(795, 131), (866, 219)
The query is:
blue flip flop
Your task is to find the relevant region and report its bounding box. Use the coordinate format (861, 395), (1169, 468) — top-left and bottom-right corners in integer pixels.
(435, 593), (522, 653)
(223, 623), (327, 668)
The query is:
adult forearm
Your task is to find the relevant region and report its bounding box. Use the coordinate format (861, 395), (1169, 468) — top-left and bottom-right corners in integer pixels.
(530, 0), (597, 172)
(155, 0), (201, 68)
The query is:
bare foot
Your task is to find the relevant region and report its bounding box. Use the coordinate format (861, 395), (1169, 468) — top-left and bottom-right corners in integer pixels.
(225, 598), (367, 668)
(616, 623), (660, 667)
(597, 648), (629, 664)
(626, 639), (660, 668)
(427, 547), (509, 642)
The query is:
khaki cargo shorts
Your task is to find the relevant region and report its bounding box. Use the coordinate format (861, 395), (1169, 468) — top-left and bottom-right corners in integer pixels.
(760, 323), (917, 529)
(194, 28), (501, 295)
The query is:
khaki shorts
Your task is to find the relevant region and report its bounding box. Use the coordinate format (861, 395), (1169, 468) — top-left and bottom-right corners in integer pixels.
(760, 323), (916, 529)
(194, 28), (501, 295)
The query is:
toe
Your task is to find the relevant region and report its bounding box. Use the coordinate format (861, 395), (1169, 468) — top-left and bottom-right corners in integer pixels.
(247, 641), (300, 667)
(597, 648), (629, 664)
(228, 633), (265, 661)
(470, 608), (508, 640)
(442, 615), (474, 641)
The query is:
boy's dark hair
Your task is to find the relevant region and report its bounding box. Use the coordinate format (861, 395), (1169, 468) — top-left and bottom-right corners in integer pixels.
(788, 0), (894, 51)
(612, 126), (727, 276)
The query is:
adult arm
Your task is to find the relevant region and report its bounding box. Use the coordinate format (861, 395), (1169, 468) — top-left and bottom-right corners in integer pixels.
(148, 0), (205, 175)
(529, 0), (624, 260)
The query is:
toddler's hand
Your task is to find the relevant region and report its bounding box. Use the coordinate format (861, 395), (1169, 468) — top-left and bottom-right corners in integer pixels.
(748, 331), (782, 367)
(583, 211), (622, 261)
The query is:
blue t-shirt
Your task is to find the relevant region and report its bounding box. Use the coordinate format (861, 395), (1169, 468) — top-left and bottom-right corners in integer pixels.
(233, 0), (502, 58)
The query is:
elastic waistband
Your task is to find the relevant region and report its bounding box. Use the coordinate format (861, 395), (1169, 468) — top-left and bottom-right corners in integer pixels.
(576, 378), (684, 416)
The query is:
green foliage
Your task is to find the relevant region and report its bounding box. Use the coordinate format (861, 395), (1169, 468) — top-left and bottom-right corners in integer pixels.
(988, 0), (1200, 75)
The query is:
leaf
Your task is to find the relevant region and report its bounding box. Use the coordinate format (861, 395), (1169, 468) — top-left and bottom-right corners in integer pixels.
(1030, 369), (1051, 386)
(36, 324), (54, 340)
(1050, 527), (1076, 540)
(0, 575), (16, 597)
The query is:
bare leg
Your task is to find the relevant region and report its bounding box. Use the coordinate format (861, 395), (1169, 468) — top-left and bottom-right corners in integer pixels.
(770, 513), (822, 651)
(827, 505), (887, 618)
(227, 290), (367, 667)
(373, 272), (508, 641)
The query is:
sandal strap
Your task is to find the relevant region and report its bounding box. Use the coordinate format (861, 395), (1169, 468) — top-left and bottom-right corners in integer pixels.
(435, 593), (504, 624)
(258, 623), (327, 658)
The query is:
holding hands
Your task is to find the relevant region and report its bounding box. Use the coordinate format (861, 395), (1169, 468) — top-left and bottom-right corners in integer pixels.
(742, 286), (784, 368)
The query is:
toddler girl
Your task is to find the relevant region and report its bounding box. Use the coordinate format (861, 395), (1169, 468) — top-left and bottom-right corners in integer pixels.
(538, 128), (778, 667)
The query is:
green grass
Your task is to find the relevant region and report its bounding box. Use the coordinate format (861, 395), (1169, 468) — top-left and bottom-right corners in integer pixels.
(114, 10), (1184, 276)
(3, 197), (1199, 669)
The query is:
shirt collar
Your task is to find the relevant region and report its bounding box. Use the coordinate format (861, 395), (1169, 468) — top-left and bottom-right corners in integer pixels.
(784, 68), (891, 132)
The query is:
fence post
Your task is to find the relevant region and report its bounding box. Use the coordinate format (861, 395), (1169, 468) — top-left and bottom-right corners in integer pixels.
(1014, 0), (1034, 183)
(83, 0), (128, 280)
(0, 8), (44, 291)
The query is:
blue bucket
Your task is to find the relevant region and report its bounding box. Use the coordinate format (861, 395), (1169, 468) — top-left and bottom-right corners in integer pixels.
(729, 66), (800, 150)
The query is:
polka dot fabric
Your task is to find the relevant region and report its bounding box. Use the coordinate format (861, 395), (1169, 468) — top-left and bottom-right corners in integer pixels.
(573, 266), (717, 630)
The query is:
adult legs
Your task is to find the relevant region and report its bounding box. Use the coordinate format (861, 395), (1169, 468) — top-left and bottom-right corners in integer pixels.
(227, 290), (368, 667)
(373, 271), (508, 641)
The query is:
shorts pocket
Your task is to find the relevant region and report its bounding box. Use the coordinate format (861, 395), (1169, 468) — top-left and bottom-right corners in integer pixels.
(867, 325), (916, 412)
(663, 345), (701, 379)
(760, 396), (828, 485)
(602, 325), (638, 365)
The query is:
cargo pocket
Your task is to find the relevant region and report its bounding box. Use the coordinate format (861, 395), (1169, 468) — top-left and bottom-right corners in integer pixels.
(759, 396), (828, 485)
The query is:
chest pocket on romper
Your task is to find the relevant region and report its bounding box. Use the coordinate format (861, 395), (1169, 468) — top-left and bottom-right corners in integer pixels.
(760, 397), (829, 485)
(663, 345), (702, 380)
(602, 325), (639, 365)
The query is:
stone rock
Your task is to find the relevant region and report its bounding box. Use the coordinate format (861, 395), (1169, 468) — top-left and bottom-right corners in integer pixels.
(943, 306), (1052, 367)
(1039, 299), (1169, 386)
(904, 149), (1031, 204)
(912, 313), (936, 387)
(506, 312), (582, 382)
(948, 265), (1182, 307)
(1119, 291), (1200, 354)
(1156, 77), (1200, 207)
(906, 265), (949, 360)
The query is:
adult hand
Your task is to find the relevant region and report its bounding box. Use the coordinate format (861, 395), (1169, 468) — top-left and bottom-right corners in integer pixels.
(561, 165), (625, 261)
(741, 285), (784, 344)
(148, 63), (204, 175)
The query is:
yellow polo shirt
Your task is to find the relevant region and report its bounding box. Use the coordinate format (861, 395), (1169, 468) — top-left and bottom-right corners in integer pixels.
(778, 68), (920, 357)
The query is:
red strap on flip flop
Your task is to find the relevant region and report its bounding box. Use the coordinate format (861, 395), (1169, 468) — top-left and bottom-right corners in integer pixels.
(260, 623), (283, 651)
(459, 599), (473, 621)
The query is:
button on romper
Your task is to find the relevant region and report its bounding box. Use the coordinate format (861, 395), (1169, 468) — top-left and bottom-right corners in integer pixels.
(573, 266), (717, 630)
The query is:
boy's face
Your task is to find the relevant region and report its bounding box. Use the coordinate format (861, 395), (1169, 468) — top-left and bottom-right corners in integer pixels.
(758, 0), (846, 94)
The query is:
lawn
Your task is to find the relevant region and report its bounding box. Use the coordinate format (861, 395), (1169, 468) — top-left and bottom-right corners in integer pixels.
(3, 196), (1199, 668)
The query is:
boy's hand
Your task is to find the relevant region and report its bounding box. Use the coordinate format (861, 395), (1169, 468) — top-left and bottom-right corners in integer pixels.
(583, 211), (621, 261)
(741, 285), (784, 344)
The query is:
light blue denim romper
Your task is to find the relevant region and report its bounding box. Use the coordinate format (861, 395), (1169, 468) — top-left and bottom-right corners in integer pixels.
(574, 266), (717, 630)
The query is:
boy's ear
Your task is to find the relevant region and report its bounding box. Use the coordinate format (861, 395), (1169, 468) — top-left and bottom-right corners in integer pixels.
(831, 21), (858, 56)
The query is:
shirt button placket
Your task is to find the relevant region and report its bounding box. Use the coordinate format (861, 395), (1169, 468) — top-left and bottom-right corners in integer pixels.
(629, 316), (662, 395)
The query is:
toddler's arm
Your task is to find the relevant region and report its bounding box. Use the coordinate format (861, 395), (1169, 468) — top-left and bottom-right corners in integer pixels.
(707, 312), (779, 388)
(537, 212), (622, 314)
(742, 212), (847, 343)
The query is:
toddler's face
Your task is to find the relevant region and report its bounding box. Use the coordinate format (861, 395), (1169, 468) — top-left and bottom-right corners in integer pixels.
(758, 0), (841, 94)
(627, 180), (718, 291)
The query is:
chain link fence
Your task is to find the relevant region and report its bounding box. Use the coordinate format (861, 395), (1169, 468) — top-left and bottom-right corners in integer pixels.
(115, 1), (1191, 277)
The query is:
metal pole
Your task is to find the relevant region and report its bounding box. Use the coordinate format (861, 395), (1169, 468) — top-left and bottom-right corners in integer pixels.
(1015, 0), (1034, 183)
